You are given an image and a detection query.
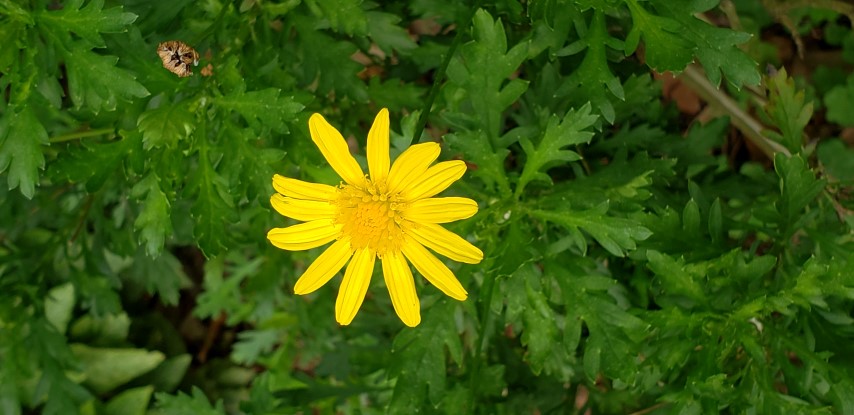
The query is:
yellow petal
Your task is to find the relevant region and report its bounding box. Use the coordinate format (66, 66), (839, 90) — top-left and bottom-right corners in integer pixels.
(367, 108), (390, 183)
(272, 174), (337, 201)
(381, 251), (421, 327)
(294, 239), (353, 294)
(401, 236), (467, 301)
(271, 194), (336, 221)
(387, 142), (440, 194)
(267, 219), (340, 251)
(407, 223), (483, 264)
(309, 113), (365, 186)
(400, 160), (466, 201)
(403, 197), (478, 223)
(335, 247), (375, 325)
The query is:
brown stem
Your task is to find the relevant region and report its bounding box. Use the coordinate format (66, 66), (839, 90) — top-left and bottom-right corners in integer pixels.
(678, 64), (791, 160)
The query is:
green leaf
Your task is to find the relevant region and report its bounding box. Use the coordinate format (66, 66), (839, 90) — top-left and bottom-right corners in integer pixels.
(71, 344), (165, 394)
(762, 68), (813, 152)
(221, 123), (284, 201)
(388, 300), (462, 412)
(134, 354), (192, 392)
(562, 9), (625, 123)
(817, 139), (854, 182)
(512, 266), (572, 379)
(65, 48), (149, 112)
(444, 130), (512, 197)
(138, 101), (195, 149)
(446, 9), (529, 138)
(187, 145), (236, 257)
(367, 11), (418, 55)
(69, 313), (130, 345)
(131, 173), (172, 258)
(774, 153), (826, 227)
(516, 103), (597, 196)
(37, 0), (137, 48)
(232, 330), (280, 365)
(651, 0), (759, 88)
(824, 75), (854, 127)
(708, 197), (723, 244)
(531, 202), (652, 257)
(646, 250), (708, 305)
(195, 255), (264, 324)
(0, 106), (48, 198)
(294, 19), (368, 101)
(213, 88), (303, 134)
(104, 386), (153, 415)
(52, 132), (136, 192)
(306, 0), (367, 35)
(690, 25), (758, 88)
(682, 198), (701, 237)
(555, 266), (648, 383)
(624, 0), (694, 73)
(154, 387), (226, 415)
(45, 283), (75, 335)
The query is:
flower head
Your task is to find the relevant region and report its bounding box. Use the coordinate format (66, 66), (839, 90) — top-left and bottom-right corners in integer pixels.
(268, 109), (483, 327)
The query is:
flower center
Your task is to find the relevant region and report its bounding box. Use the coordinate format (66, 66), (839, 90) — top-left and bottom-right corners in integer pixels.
(334, 178), (407, 257)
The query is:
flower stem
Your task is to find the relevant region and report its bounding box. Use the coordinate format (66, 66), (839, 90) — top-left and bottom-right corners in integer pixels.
(411, 1), (481, 145)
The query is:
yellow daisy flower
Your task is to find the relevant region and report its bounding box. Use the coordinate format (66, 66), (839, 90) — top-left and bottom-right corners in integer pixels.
(267, 109), (483, 327)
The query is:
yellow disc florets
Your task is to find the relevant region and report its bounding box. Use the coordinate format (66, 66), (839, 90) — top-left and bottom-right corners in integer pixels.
(334, 178), (408, 257)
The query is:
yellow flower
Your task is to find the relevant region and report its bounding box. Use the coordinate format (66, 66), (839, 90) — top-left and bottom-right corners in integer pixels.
(267, 109), (483, 327)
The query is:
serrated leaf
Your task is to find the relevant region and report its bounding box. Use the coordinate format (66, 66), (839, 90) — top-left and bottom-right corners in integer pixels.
(446, 9), (529, 138)
(555, 266), (647, 383)
(138, 101), (195, 149)
(307, 0), (367, 35)
(128, 249), (185, 305)
(624, 0), (694, 73)
(516, 103), (597, 196)
(367, 11), (417, 55)
(187, 144), (236, 257)
(65, 49), (149, 112)
(38, 0), (137, 48)
(444, 130), (512, 197)
(774, 153), (825, 227)
(762, 68), (813, 152)
(295, 20), (368, 101)
(651, 0), (759, 88)
(532, 202), (652, 257)
(213, 88), (303, 134)
(131, 173), (172, 257)
(52, 132), (136, 191)
(232, 330), (280, 365)
(0, 106), (48, 198)
(155, 387), (226, 415)
(71, 344), (164, 394)
(561, 9), (625, 123)
(520, 268), (561, 376)
(195, 256), (264, 324)
(692, 25), (758, 88)
(646, 250), (708, 304)
(389, 300), (462, 411)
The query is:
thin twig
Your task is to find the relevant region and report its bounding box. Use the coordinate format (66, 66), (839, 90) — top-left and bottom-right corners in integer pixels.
(49, 127), (115, 143)
(678, 64), (791, 160)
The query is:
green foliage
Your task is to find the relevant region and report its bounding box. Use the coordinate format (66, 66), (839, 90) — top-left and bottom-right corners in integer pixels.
(2, 0), (854, 414)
